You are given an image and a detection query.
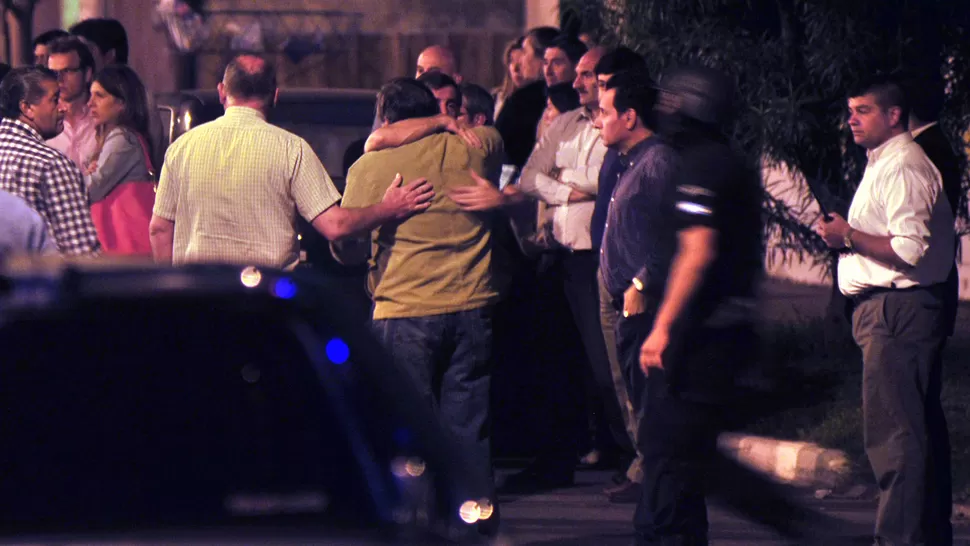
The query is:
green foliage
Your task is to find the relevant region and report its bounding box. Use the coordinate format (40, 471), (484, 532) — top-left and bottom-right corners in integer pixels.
(565, 0), (970, 261)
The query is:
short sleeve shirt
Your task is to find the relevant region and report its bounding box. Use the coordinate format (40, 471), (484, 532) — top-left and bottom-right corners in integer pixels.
(668, 135), (763, 306)
(154, 106), (341, 270)
(341, 126), (505, 319)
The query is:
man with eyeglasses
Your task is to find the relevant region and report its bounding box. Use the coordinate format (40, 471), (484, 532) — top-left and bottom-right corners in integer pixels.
(45, 36), (97, 176)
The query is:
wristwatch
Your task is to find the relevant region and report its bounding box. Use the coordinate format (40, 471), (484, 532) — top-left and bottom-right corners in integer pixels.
(844, 227), (855, 250)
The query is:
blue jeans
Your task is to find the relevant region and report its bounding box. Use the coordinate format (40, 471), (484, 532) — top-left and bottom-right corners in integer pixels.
(372, 307), (495, 496)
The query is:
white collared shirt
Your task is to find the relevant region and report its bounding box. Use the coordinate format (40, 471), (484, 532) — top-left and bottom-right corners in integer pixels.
(518, 107), (607, 250)
(838, 131), (955, 296)
(46, 105), (98, 180)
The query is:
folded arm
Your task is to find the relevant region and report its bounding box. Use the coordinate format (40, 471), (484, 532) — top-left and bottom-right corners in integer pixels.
(86, 130), (148, 203)
(558, 142), (606, 196)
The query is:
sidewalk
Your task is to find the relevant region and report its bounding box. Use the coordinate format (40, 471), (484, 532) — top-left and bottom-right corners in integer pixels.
(495, 468), (970, 545)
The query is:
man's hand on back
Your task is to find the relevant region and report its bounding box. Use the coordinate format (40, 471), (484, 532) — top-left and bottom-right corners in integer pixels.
(449, 169), (507, 211)
(382, 173), (435, 219)
(440, 114), (482, 149)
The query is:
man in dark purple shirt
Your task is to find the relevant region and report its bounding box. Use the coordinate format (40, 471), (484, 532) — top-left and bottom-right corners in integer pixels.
(588, 48), (653, 503)
(597, 73), (679, 310)
(590, 48), (649, 252)
(594, 72), (680, 500)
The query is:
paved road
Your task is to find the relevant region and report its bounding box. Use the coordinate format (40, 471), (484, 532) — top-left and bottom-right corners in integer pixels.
(497, 470), (970, 545)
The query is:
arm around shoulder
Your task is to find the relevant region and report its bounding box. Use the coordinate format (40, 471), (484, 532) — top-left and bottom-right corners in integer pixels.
(365, 114), (452, 153)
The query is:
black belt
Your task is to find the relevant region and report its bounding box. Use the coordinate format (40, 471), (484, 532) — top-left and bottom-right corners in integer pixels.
(850, 283), (942, 304)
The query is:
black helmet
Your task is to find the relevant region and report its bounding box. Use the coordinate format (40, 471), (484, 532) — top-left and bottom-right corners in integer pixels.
(655, 65), (735, 126)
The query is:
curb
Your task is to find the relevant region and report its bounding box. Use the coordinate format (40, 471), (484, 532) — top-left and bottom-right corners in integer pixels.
(717, 433), (853, 489)
(719, 434), (970, 522)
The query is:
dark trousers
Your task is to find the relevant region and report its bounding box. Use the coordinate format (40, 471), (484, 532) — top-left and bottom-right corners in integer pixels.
(619, 317), (831, 545)
(372, 307), (496, 500)
(852, 286), (952, 546)
(599, 269), (643, 482)
(560, 251), (633, 457)
(524, 251), (631, 475)
(615, 310), (655, 426)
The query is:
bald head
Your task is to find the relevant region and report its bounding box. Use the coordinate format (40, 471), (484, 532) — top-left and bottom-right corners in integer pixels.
(416, 45), (461, 83)
(573, 47), (607, 109)
(220, 54), (277, 109)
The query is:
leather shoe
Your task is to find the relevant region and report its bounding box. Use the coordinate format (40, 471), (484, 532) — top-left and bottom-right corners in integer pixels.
(606, 480), (641, 503)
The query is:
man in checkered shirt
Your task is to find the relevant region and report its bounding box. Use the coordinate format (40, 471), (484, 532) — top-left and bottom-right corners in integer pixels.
(0, 66), (100, 254)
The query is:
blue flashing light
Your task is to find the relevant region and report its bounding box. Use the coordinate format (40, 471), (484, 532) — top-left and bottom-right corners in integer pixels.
(326, 338), (350, 365)
(273, 278), (297, 299)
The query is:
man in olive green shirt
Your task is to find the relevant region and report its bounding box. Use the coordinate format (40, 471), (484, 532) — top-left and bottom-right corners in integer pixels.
(334, 77), (505, 532)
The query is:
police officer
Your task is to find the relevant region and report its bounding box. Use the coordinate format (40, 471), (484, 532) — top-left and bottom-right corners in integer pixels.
(633, 66), (832, 545)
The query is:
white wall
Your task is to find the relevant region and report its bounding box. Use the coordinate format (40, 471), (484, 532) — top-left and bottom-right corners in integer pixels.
(524, 0), (558, 29)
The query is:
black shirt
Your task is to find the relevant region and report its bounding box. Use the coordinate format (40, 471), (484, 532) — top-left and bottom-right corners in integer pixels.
(668, 133), (762, 318)
(494, 80), (547, 169)
(664, 132), (763, 401)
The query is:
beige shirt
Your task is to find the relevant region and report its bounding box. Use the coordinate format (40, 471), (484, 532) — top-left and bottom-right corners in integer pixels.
(153, 106), (341, 270)
(838, 131), (955, 296)
(46, 106), (98, 178)
(341, 127), (505, 320)
(519, 107), (606, 251)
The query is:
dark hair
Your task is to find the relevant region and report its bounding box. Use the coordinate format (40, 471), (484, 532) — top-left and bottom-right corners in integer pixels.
(377, 77), (439, 124)
(459, 83), (495, 125)
(32, 29), (69, 48)
(417, 71), (459, 93)
(900, 72), (945, 123)
(595, 47), (646, 77)
(93, 65), (151, 144)
(417, 71), (462, 107)
(47, 36), (96, 72)
(605, 70), (658, 131)
(546, 82), (580, 114)
(69, 18), (129, 64)
(223, 54), (277, 102)
(525, 27), (560, 58)
(0, 63), (10, 83)
(0, 66), (58, 120)
(848, 75), (909, 124)
(547, 35), (588, 64)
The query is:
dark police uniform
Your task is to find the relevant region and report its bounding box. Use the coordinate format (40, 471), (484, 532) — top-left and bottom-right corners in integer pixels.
(633, 133), (818, 546)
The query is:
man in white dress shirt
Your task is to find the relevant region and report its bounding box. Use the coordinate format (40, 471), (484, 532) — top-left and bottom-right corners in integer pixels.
(508, 45), (635, 490)
(817, 75), (954, 546)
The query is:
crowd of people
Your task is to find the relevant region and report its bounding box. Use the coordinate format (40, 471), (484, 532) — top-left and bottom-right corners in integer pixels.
(0, 19), (961, 546)
(0, 18), (157, 256)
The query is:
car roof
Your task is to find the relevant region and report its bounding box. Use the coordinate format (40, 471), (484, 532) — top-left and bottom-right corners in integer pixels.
(155, 88), (378, 131)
